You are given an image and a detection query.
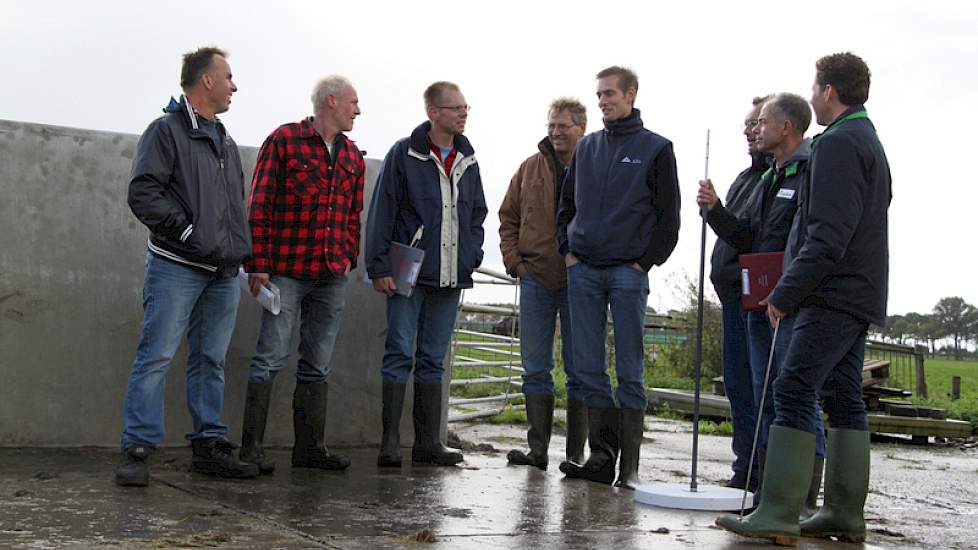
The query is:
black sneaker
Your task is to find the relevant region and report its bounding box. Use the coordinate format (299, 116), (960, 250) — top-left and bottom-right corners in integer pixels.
(115, 445), (153, 487)
(724, 473), (759, 492)
(190, 437), (259, 479)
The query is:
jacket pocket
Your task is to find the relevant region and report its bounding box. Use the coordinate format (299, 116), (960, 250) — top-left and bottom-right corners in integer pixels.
(286, 158), (325, 196)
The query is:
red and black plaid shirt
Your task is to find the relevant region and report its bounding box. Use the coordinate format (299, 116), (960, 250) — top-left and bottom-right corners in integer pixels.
(246, 117), (365, 279)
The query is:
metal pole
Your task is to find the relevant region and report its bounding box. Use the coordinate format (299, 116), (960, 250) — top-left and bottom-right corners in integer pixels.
(690, 129), (710, 492)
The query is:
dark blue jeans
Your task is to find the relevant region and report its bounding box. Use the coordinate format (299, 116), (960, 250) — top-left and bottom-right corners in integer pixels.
(748, 312), (826, 457)
(774, 305), (869, 433)
(381, 285), (462, 384)
(566, 262), (649, 410)
(249, 275), (348, 384)
(518, 272), (580, 400)
(721, 299), (756, 478)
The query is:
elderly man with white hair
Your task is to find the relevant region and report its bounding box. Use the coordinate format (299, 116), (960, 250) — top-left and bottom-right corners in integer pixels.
(238, 75), (365, 474)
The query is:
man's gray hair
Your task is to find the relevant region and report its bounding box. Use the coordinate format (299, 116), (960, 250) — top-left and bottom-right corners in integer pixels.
(311, 75), (352, 112)
(549, 97), (587, 126)
(766, 93), (812, 134)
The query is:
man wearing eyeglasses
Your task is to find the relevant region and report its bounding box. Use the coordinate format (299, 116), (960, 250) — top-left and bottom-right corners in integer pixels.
(699, 93), (827, 512)
(556, 66), (681, 489)
(366, 81), (488, 467)
(498, 98), (587, 470)
(696, 95), (770, 494)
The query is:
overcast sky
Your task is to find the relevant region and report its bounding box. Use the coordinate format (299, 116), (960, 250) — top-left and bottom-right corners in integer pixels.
(3, 0), (976, 317)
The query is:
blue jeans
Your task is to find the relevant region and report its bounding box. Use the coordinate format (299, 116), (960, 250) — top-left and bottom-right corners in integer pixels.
(566, 262), (649, 410)
(249, 275), (348, 384)
(721, 299), (756, 478)
(120, 254), (240, 449)
(518, 272), (581, 400)
(381, 285), (462, 384)
(747, 312), (826, 456)
(774, 305), (869, 432)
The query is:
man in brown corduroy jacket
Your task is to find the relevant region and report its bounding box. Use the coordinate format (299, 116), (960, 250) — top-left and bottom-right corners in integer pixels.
(498, 98), (587, 471)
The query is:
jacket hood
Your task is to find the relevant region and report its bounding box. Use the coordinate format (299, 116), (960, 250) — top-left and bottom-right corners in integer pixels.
(408, 121), (475, 157)
(163, 95), (207, 131)
(603, 108), (644, 136)
(782, 138), (812, 166)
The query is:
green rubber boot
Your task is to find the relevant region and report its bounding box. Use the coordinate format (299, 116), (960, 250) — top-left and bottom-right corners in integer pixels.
(799, 428), (870, 542)
(715, 425), (815, 547)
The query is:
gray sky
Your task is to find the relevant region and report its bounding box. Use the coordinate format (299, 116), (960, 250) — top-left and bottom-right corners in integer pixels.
(3, 0), (976, 317)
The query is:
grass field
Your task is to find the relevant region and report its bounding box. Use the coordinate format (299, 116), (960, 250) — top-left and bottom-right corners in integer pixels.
(916, 358), (978, 428)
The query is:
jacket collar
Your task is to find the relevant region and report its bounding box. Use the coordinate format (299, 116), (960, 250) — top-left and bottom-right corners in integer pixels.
(750, 151), (772, 171)
(298, 116), (349, 147)
(602, 108), (643, 137)
(827, 104), (868, 129)
(536, 136), (564, 168)
(165, 95), (227, 146)
(409, 121), (475, 157)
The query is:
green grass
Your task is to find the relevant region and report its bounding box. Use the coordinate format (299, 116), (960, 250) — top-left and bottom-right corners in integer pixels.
(914, 358), (978, 430)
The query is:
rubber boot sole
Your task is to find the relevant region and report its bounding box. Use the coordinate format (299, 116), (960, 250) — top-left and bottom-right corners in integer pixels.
(715, 516), (798, 547)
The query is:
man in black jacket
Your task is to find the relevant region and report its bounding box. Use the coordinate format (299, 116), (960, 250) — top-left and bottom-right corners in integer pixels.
(115, 47), (257, 487)
(701, 93), (828, 513)
(702, 95), (769, 492)
(716, 52), (891, 546)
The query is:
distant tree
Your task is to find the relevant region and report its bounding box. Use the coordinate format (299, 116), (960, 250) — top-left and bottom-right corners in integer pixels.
(884, 314), (908, 344)
(933, 297), (978, 360)
(917, 314), (944, 355)
(658, 278), (723, 381)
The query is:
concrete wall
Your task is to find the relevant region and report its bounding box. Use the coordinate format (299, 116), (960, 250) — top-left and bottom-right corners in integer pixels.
(0, 119), (400, 447)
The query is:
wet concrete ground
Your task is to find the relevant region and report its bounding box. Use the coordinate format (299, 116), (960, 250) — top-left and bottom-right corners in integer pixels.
(1, 416), (974, 549)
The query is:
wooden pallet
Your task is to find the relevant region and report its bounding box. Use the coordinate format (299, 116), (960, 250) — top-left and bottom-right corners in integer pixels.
(647, 388), (972, 441)
(713, 359), (893, 396)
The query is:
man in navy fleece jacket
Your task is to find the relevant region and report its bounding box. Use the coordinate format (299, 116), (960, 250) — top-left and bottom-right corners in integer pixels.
(556, 66), (680, 489)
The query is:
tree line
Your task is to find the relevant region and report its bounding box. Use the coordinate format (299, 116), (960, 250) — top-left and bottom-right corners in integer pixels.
(879, 297), (978, 360)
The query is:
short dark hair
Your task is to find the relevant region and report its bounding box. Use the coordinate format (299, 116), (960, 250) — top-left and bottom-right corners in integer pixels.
(549, 97), (587, 126)
(752, 94), (773, 107)
(766, 93), (812, 135)
(180, 46), (227, 90)
(424, 81), (461, 108)
(596, 66), (639, 95)
(815, 52), (871, 105)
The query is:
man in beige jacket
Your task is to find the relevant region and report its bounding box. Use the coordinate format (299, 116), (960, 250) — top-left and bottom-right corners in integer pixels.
(498, 98), (587, 470)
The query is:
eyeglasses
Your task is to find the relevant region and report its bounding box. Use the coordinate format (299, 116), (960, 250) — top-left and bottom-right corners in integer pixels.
(437, 104), (471, 113)
(743, 118), (760, 129)
(547, 123), (576, 132)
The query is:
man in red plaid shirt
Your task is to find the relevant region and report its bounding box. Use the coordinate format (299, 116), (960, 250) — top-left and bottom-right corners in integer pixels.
(238, 75), (365, 474)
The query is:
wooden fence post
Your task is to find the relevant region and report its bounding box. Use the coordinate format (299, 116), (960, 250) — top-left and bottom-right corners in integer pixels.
(914, 345), (928, 399)
(951, 376), (961, 401)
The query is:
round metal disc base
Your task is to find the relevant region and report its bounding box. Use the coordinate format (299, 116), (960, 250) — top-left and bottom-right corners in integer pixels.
(634, 482), (754, 511)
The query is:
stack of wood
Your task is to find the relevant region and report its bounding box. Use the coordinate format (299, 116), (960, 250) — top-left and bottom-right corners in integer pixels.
(668, 358), (974, 443)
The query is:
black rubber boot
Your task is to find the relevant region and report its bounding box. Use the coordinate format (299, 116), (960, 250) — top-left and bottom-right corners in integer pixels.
(507, 393), (554, 470)
(411, 382), (463, 466)
(190, 437), (259, 479)
(614, 408), (644, 490)
(799, 457), (824, 520)
(565, 398), (588, 464)
(115, 445), (153, 487)
(558, 407), (620, 485)
(292, 382), (351, 470)
(378, 381), (407, 467)
(239, 380), (275, 474)
(750, 446), (766, 507)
